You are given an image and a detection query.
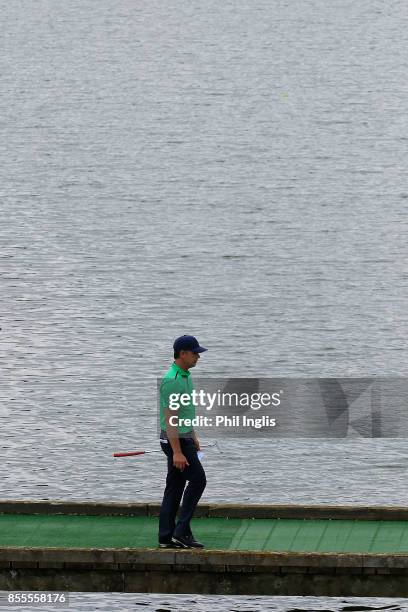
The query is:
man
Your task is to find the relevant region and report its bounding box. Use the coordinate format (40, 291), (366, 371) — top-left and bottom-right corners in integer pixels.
(158, 335), (208, 549)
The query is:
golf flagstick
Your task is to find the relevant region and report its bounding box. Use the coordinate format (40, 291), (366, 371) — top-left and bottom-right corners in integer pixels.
(112, 450), (160, 457)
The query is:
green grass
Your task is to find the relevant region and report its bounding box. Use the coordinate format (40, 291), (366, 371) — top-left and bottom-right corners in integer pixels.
(1, 514), (408, 553)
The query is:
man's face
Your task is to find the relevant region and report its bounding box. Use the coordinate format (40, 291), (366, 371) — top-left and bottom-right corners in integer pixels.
(180, 350), (200, 369)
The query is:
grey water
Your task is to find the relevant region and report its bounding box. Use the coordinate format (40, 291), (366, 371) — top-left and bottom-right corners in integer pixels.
(0, 0), (407, 609)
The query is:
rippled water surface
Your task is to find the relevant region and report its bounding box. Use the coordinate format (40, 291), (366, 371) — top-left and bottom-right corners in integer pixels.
(1, 0), (407, 609)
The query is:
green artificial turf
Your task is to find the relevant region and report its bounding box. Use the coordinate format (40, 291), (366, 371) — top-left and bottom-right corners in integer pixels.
(1, 514), (408, 553)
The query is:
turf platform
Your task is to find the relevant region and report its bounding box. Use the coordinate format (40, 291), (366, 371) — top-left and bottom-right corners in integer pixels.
(2, 513), (408, 553)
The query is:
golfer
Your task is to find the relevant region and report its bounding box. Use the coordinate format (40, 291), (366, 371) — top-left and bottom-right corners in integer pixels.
(158, 335), (208, 549)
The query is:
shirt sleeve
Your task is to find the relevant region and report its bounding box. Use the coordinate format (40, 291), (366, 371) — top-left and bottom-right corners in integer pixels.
(160, 378), (183, 410)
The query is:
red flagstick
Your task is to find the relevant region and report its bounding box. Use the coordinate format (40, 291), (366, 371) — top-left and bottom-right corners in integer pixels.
(112, 450), (160, 458)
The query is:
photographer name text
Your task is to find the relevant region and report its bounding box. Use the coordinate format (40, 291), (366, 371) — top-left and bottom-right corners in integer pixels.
(168, 415), (276, 429)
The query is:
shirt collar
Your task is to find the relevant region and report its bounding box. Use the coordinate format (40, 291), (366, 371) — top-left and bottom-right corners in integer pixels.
(172, 361), (190, 377)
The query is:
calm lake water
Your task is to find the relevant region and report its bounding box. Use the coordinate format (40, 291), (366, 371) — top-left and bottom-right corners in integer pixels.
(1, 0), (407, 609)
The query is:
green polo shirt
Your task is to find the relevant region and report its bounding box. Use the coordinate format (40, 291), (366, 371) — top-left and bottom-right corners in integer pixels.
(160, 362), (195, 435)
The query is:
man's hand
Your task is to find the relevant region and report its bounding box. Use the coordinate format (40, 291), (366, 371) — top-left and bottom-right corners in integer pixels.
(173, 452), (189, 471)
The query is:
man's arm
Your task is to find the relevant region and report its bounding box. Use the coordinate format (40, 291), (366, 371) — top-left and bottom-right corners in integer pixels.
(164, 408), (189, 470)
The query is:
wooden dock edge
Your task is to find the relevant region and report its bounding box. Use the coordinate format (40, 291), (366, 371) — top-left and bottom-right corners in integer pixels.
(0, 547), (408, 596)
(1, 499), (408, 520)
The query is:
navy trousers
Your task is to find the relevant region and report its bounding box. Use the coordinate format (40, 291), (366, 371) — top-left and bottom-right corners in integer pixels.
(158, 438), (207, 543)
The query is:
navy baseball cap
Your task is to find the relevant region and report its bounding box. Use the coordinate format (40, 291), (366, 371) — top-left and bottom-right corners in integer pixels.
(173, 335), (208, 353)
